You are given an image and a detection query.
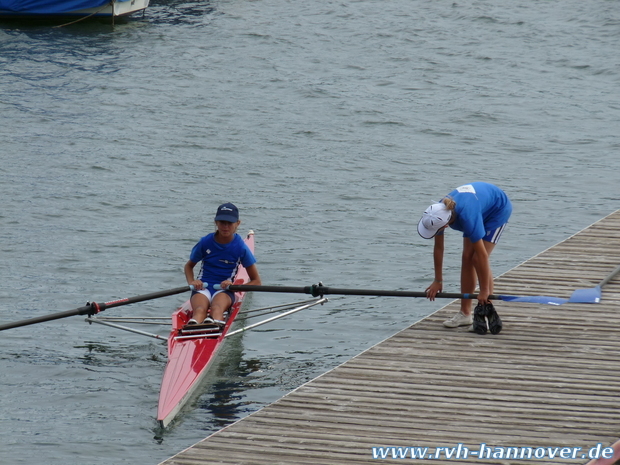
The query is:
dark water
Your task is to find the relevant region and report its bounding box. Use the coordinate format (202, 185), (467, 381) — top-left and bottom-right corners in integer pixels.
(1, 1), (619, 463)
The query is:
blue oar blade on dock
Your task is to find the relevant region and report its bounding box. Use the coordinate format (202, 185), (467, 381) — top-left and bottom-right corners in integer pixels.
(568, 286), (601, 303)
(498, 295), (568, 305)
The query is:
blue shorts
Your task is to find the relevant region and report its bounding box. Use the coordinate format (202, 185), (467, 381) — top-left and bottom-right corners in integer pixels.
(191, 283), (236, 304)
(483, 224), (508, 244)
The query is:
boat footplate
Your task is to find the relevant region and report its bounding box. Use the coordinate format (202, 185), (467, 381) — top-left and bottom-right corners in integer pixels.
(176, 324), (223, 340)
(182, 323), (222, 331)
(175, 332), (222, 340)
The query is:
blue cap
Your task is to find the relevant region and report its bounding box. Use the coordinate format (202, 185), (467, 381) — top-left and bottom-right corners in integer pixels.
(214, 203), (239, 222)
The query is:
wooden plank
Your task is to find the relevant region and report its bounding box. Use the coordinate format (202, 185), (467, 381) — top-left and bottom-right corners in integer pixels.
(159, 210), (620, 465)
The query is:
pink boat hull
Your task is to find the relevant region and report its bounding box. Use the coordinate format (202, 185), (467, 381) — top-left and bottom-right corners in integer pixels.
(157, 232), (254, 427)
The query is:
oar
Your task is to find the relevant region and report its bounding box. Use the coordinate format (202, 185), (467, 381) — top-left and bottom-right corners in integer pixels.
(568, 264), (620, 303)
(227, 264), (620, 305)
(224, 284), (569, 305)
(0, 286), (194, 332)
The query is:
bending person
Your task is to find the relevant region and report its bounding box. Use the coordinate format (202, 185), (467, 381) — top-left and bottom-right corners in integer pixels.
(417, 182), (512, 334)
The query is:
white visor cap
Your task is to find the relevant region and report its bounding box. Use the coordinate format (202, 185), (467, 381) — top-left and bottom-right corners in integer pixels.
(417, 203), (452, 239)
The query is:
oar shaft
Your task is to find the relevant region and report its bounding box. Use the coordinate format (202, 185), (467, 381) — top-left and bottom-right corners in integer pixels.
(94, 286), (193, 312)
(0, 305), (92, 331)
(226, 284), (486, 300)
(0, 286), (192, 332)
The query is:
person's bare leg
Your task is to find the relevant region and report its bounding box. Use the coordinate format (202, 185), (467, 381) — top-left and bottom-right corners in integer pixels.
(460, 238), (477, 316)
(461, 238), (497, 315)
(209, 293), (233, 323)
(190, 293), (210, 323)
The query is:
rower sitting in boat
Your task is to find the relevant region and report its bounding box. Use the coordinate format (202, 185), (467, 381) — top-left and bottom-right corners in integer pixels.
(183, 203), (261, 328)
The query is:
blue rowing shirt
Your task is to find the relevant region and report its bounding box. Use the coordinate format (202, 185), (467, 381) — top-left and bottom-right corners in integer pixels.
(189, 233), (256, 286)
(445, 182), (512, 243)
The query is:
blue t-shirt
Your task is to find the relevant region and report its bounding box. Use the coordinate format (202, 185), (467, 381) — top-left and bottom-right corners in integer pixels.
(445, 182), (512, 242)
(189, 233), (257, 286)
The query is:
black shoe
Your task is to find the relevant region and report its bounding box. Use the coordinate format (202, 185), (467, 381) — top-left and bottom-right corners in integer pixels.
(473, 304), (488, 335)
(486, 303), (502, 335)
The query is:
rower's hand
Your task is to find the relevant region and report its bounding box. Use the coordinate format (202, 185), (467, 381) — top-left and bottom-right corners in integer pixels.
(219, 280), (232, 289)
(477, 289), (490, 305)
(425, 281), (442, 301)
(190, 280), (204, 290)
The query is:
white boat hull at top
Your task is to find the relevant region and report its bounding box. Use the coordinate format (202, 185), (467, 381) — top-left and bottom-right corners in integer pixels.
(0, 0), (149, 19)
(76, 0), (149, 17)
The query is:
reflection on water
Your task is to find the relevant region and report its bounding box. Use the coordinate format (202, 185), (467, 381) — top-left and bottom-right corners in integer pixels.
(76, 341), (162, 366)
(201, 356), (265, 427)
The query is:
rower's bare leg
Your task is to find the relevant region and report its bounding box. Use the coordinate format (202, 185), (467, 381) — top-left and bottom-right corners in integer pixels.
(460, 239), (477, 316)
(461, 238), (497, 315)
(190, 293), (210, 324)
(210, 293), (233, 323)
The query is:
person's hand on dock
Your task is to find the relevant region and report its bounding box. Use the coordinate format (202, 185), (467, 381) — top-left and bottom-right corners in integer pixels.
(425, 280), (442, 301)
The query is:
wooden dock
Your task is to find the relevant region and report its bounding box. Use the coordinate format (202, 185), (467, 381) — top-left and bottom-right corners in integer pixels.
(159, 211), (620, 465)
